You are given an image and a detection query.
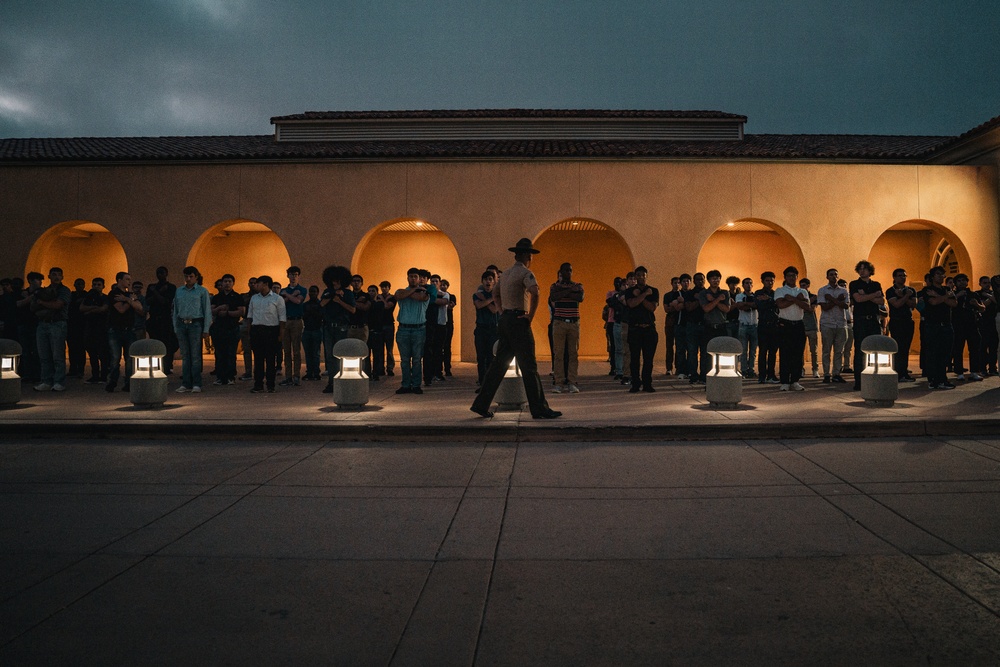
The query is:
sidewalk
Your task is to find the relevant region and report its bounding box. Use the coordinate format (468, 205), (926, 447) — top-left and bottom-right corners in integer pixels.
(2, 361), (999, 441)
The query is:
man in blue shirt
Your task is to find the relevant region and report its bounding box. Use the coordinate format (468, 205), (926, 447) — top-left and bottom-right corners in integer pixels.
(320, 265), (356, 394)
(394, 268), (430, 394)
(172, 266), (212, 393)
(32, 267), (73, 392)
(279, 266), (308, 386)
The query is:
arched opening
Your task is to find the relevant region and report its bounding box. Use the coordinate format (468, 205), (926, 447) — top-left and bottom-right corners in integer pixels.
(697, 219), (807, 283)
(187, 220), (291, 290)
(352, 218), (462, 358)
(867, 219), (973, 355)
(530, 218), (635, 360)
(26, 221), (128, 285)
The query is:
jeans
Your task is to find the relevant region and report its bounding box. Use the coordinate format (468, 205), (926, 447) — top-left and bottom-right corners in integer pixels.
(613, 323), (624, 376)
(663, 320), (676, 373)
(36, 320), (68, 386)
(804, 329), (818, 374)
(303, 328), (322, 378)
(368, 327), (385, 377)
(821, 326), (848, 376)
(953, 323), (983, 375)
(211, 325), (240, 383)
(685, 323), (703, 380)
(147, 316), (178, 372)
(475, 325), (498, 384)
(738, 323), (758, 374)
(382, 323), (396, 373)
(175, 321), (205, 389)
(396, 325), (426, 389)
(107, 327), (137, 388)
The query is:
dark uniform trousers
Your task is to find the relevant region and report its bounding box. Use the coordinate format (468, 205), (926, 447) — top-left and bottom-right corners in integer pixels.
(628, 324), (658, 389)
(888, 317), (914, 377)
(924, 322), (954, 385)
(472, 312), (551, 416)
(251, 325), (280, 390)
(757, 323), (778, 380)
(777, 319), (806, 384)
(852, 316), (882, 386)
(953, 321), (983, 375)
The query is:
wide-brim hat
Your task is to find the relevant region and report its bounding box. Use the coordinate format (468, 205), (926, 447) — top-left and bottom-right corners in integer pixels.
(508, 237), (540, 254)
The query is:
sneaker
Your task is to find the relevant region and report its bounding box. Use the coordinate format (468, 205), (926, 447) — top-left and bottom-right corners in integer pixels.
(51, 383), (66, 392)
(841, 367), (853, 374)
(224, 379), (236, 386)
(956, 373), (966, 381)
(250, 387), (265, 393)
(279, 378), (294, 387)
(779, 384), (790, 391)
(899, 375), (916, 383)
(831, 375), (846, 383)
(628, 386), (640, 393)
(621, 376), (631, 385)
(676, 374), (688, 380)
(322, 370), (330, 377)
(790, 382), (805, 391)
(239, 373), (253, 381)
(213, 379), (225, 386)
(34, 383), (52, 391)
(642, 385), (655, 393)
(767, 377), (781, 384)
(192, 386), (202, 393)
(568, 383), (580, 393)
(293, 377), (300, 386)
(386, 370), (394, 376)
(176, 386), (190, 393)
(552, 384), (564, 394)
(744, 371), (757, 379)
(86, 377), (103, 384)
(942, 381), (957, 389)
(267, 388), (276, 393)
(412, 386), (423, 395)
(969, 373), (984, 382)
(757, 378), (766, 384)
(322, 385), (333, 393)
(813, 371), (820, 378)
(395, 386), (411, 394)
(823, 375), (831, 383)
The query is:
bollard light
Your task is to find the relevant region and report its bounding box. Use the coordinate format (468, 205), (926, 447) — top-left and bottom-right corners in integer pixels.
(332, 338), (370, 408)
(493, 340), (527, 410)
(705, 336), (743, 409)
(860, 334), (898, 407)
(0, 339), (22, 407)
(129, 339), (168, 407)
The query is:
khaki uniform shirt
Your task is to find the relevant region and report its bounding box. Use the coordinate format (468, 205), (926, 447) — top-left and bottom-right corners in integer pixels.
(499, 262), (537, 311)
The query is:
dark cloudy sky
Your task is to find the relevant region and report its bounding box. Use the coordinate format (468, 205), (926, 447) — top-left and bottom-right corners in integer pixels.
(2, 0), (999, 139)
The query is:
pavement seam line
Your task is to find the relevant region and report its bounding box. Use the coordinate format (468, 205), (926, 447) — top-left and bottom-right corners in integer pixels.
(0, 440), (330, 648)
(766, 438), (1000, 619)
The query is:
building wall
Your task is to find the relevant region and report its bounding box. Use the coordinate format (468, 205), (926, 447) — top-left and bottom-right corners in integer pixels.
(2, 159), (997, 361)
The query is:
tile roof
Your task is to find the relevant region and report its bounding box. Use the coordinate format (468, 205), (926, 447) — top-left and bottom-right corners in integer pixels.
(0, 133), (957, 163)
(270, 108), (749, 122)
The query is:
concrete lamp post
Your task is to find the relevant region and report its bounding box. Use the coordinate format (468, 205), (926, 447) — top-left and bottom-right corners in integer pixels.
(860, 334), (899, 407)
(493, 340), (527, 411)
(332, 338), (370, 408)
(705, 336), (744, 409)
(0, 339), (22, 407)
(129, 339), (168, 407)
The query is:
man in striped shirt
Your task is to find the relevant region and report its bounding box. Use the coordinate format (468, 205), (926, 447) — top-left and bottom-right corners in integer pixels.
(548, 262), (584, 393)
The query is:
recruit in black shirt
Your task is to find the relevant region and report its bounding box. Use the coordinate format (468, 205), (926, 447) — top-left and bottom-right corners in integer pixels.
(849, 279), (883, 320)
(626, 285), (659, 326)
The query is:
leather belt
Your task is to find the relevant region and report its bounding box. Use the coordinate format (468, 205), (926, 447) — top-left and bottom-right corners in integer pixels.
(399, 323), (425, 328)
(555, 317), (579, 323)
(503, 309), (526, 315)
(180, 318), (203, 324)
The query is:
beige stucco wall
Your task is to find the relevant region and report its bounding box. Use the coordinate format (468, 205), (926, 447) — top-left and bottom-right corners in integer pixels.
(2, 159), (997, 361)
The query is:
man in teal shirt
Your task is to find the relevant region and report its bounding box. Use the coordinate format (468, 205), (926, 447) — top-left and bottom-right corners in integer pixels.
(172, 266), (212, 393)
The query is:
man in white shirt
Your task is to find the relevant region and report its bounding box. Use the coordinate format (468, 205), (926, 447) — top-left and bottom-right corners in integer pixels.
(774, 266), (810, 391)
(734, 277), (758, 377)
(246, 275), (287, 393)
(817, 268), (849, 383)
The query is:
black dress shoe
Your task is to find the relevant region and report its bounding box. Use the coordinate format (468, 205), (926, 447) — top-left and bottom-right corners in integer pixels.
(628, 386), (640, 393)
(532, 409), (562, 419)
(470, 406), (494, 418)
(642, 385), (656, 392)
(395, 386), (411, 394)
(322, 385), (333, 393)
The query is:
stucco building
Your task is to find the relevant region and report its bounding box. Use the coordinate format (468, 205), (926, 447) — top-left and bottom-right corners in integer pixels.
(2, 109), (999, 361)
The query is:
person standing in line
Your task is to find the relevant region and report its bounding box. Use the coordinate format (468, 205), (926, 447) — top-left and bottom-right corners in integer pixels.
(394, 268), (430, 395)
(625, 266), (660, 393)
(848, 261), (884, 390)
(799, 277), (820, 378)
(279, 266), (307, 387)
(80, 277), (109, 384)
(605, 277), (626, 380)
(471, 238), (561, 418)
(16, 272), (43, 383)
(301, 285), (323, 381)
(549, 262), (584, 394)
(885, 268), (917, 382)
(32, 267), (72, 392)
(366, 284), (386, 380)
(145, 266), (178, 375)
(817, 268), (849, 383)
(685, 272), (706, 384)
(246, 275), (286, 393)
(239, 277), (256, 381)
(733, 277), (758, 378)
(321, 266), (357, 394)
(618, 272), (635, 386)
(67, 277), (88, 378)
(670, 274), (692, 380)
(106, 271), (144, 393)
(774, 266), (810, 391)
(976, 276), (998, 376)
(378, 281), (397, 377)
(697, 270), (731, 384)
(951, 273), (985, 381)
(172, 266), (211, 394)
(662, 276), (681, 376)
(918, 266), (957, 389)
(441, 278), (457, 377)
(839, 278), (855, 373)
(131, 281), (148, 341)
(725, 276), (742, 340)
(210, 273), (244, 386)
(755, 272), (780, 384)
(473, 270), (500, 387)
(423, 274), (449, 384)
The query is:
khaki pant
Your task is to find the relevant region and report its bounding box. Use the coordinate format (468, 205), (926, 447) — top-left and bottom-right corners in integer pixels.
(552, 319), (580, 384)
(282, 318), (304, 379)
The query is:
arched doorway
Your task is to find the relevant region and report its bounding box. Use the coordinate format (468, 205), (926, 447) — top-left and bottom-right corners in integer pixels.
(352, 218), (462, 357)
(26, 221), (128, 285)
(530, 218), (634, 360)
(697, 219), (807, 283)
(187, 220), (291, 290)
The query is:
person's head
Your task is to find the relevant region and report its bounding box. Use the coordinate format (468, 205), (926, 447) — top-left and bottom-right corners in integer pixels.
(256, 276), (273, 294)
(837, 278), (848, 288)
(220, 274), (235, 292)
(679, 273), (692, 289)
(47, 267), (64, 285)
(418, 269), (431, 285)
(367, 284), (378, 298)
(379, 280), (391, 294)
(248, 277), (257, 291)
(671, 276), (680, 289)
(979, 275), (991, 290)
(406, 268), (420, 288)
(706, 269), (722, 288)
(991, 275), (1000, 292)
(156, 266), (168, 282)
(0, 278), (10, 293)
(91, 277), (105, 292)
(726, 275), (740, 290)
(351, 274), (363, 290)
(625, 271), (637, 288)
(634, 266), (648, 286)
(132, 280), (144, 294)
(11, 277), (23, 291)
(271, 282), (281, 293)
(855, 260), (874, 278)
(481, 271), (496, 290)
(440, 279), (450, 291)
(799, 278), (810, 290)
(116, 271), (132, 291)
(955, 273), (969, 289)
(693, 272), (705, 287)
(558, 263), (573, 282)
(742, 277), (753, 292)
(430, 274), (441, 288)
(26, 271), (43, 287)
(182, 266), (199, 287)
(286, 266), (301, 285)
(308, 284), (320, 299)
(322, 265), (353, 291)
(929, 266), (947, 286)
(761, 271), (775, 289)
(826, 268), (839, 285)
(214, 279), (223, 292)
(892, 268), (907, 285)
(73, 278), (86, 291)
(945, 276), (955, 289)
(782, 266), (798, 286)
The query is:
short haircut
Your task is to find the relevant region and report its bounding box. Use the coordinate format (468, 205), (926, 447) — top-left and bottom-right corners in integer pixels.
(679, 273), (691, 281)
(799, 278), (810, 286)
(221, 273), (235, 282)
(352, 274), (363, 282)
(855, 260), (874, 274)
(182, 266), (199, 277)
(481, 271), (494, 281)
(671, 276), (679, 283)
(761, 271), (775, 280)
(783, 266), (798, 276)
(379, 280), (391, 288)
(634, 266), (648, 274)
(257, 275), (273, 288)
(287, 266), (301, 274)
(928, 266), (946, 276)
(559, 262), (572, 271)
(693, 272), (704, 280)
(249, 277), (257, 282)
(93, 277), (105, 285)
(893, 268), (907, 277)
(625, 271), (636, 279)
(156, 266), (168, 274)
(48, 267), (63, 275)
(74, 278), (86, 286)
(418, 269), (431, 279)
(309, 284), (319, 292)
(486, 264), (499, 271)
(706, 270), (722, 280)
(742, 277), (752, 284)
(115, 271), (130, 282)
(26, 271), (44, 281)
(407, 267), (420, 276)
(955, 273), (969, 282)
(826, 268), (838, 276)
(430, 274), (441, 281)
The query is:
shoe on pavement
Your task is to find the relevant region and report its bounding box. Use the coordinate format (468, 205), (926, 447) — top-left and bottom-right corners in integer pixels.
(941, 382), (957, 390)
(412, 387), (424, 394)
(250, 387), (265, 393)
(779, 384), (790, 391)
(552, 384), (563, 393)
(790, 382), (805, 391)
(51, 383), (66, 392)
(628, 386), (640, 393)
(823, 375), (831, 383)
(192, 386), (202, 393)
(176, 386), (191, 393)
(213, 379), (225, 386)
(395, 386), (411, 394)
(642, 385), (656, 393)
(279, 378), (294, 386)
(970, 373), (984, 381)
(568, 383), (580, 393)
(34, 383), (52, 391)
(293, 377), (300, 386)
(239, 373), (253, 381)
(470, 406), (493, 418)
(322, 385), (333, 393)
(956, 373), (966, 381)
(832, 375), (846, 383)
(813, 371), (820, 378)
(532, 409), (562, 419)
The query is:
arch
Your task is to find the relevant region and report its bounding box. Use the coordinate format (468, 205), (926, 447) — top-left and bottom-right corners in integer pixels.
(187, 219), (291, 290)
(867, 219), (972, 285)
(696, 218), (807, 283)
(530, 218), (635, 360)
(25, 220), (128, 286)
(352, 217), (462, 358)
